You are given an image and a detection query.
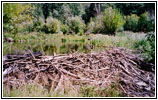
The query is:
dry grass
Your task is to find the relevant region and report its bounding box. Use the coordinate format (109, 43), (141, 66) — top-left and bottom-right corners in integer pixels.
(3, 83), (123, 97)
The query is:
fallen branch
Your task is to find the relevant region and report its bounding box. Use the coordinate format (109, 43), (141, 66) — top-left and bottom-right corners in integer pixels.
(3, 47), (155, 97)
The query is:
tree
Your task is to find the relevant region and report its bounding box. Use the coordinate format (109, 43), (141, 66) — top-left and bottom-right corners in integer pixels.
(41, 3), (85, 23)
(68, 3), (85, 17)
(42, 3), (51, 22)
(3, 3), (34, 33)
(32, 3), (44, 18)
(114, 3), (155, 16)
(102, 7), (124, 35)
(82, 3), (96, 24)
(3, 3), (34, 24)
(82, 3), (114, 24)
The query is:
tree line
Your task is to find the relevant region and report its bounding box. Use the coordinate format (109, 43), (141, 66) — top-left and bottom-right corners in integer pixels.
(3, 3), (155, 35)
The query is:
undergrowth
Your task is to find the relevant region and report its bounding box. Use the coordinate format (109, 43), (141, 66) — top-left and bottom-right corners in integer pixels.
(134, 32), (155, 63)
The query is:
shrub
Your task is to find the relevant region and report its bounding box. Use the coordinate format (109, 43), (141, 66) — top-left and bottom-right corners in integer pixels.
(86, 18), (95, 33)
(14, 24), (24, 33)
(102, 7), (125, 35)
(45, 17), (61, 34)
(3, 24), (14, 33)
(145, 32), (155, 63)
(25, 24), (33, 33)
(138, 12), (155, 32)
(150, 18), (155, 32)
(134, 32), (155, 63)
(67, 16), (86, 34)
(92, 15), (104, 34)
(60, 24), (69, 34)
(3, 21), (34, 34)
(33, 17), (45, 32)
(124, 14), (139, 32)
(117, 26), (124, 32)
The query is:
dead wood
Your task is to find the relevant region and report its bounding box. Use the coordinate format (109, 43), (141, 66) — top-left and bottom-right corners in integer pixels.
(3, 47), (155, 97)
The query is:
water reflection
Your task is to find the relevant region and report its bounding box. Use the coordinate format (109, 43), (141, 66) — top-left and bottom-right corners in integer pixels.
(3, 41), (106, 56)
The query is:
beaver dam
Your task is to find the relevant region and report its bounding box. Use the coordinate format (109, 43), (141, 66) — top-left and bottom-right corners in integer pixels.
(3, 47), (155, 97)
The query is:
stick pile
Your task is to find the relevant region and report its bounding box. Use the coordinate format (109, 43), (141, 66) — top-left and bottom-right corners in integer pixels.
(3, 47), (155, 97)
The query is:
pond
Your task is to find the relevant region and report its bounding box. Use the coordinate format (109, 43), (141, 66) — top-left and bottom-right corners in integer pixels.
(3, 33), (145, 56)
(3, 39), (106, 56)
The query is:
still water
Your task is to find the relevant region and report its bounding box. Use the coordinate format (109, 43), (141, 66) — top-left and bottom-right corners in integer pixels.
(3, 41), (106, 56)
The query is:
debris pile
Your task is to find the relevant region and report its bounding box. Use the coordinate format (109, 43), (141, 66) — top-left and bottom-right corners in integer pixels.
(3, 47), (155, 97)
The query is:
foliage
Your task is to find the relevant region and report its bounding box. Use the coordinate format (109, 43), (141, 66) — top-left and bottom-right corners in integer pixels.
(3, 3), (34, 23)
(82, 3), (115, 24)
(86, 18), (95, 33)
(124, 12), (155, 33)
(134, 32), (155, 63)
(92, 15), (104, 34)
(138, 12), (155, 32)
(3, 24), (14, 33)
(3, 3), (155, 34)
(68, 3), (85, 17)
(36, 3), (155, 25)
(114, 3), (155, 16)
(44, 17), (61, 34)
(50, 3), (71, 22)
(60, 24), (69, 34)
(144, 32), (155, 63)
(41, 3), (85, 23)
(82, 3), (97, 24)
(32, 3), (44, 18)
(124, 14), (139, 32)
(3, 3), (34, 34)
(67, 16), (86, 34)
(33, 17), (45, 32)
(102, 7), (125, 35)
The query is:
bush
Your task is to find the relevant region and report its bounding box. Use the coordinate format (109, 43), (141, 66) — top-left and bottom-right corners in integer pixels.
(145, 32), (155, 63)
(86, 18), (95, 33)
(3, 21), (34, 34)
(10, 22), (30, 34)
(117, 26), (124, 32)
(67, 16), (86, 34)
(92, 15), (104, 34)
(45, 17), (61, 34)
(138, 12), (155, 32)
(3, 24), (14, 33)
(14, 24), (24, 33)
(124, 14), (139, 32)
(33, 17), (45, 32)
(60, 24), (69, 34)
(134, 32), (155, 63)
(25, 24), (33, 33)
(102, 7), (125, 35)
